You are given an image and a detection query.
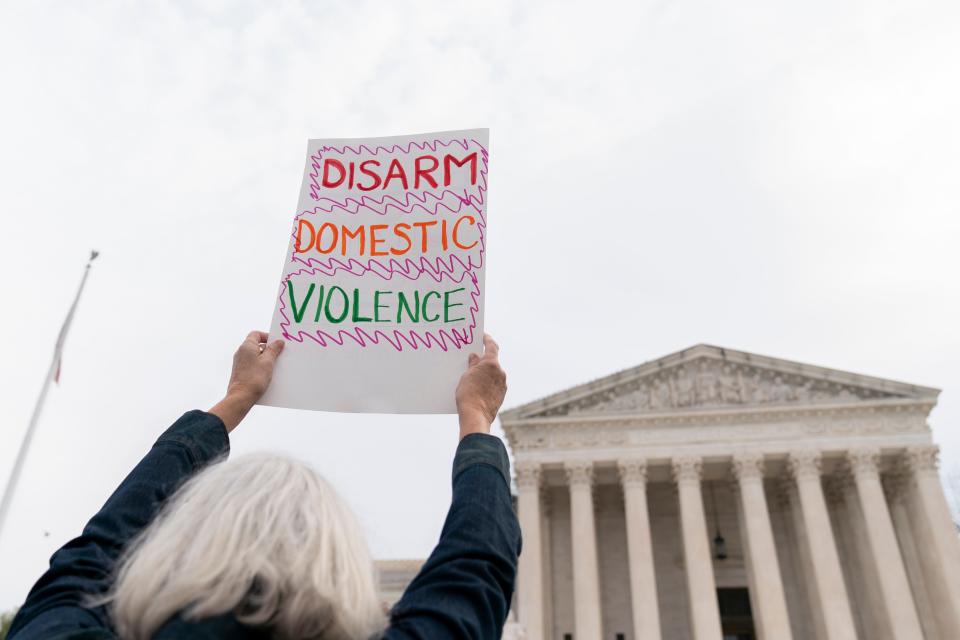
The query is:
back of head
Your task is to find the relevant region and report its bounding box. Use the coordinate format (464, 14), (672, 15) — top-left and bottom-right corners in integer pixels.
(105, 453), (387, 639)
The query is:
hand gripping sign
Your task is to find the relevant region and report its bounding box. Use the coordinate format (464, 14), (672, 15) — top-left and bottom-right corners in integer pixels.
(260, 129), (489, 413)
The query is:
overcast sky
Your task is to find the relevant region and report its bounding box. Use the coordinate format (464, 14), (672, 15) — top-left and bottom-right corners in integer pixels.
(2, 0), (960, 611)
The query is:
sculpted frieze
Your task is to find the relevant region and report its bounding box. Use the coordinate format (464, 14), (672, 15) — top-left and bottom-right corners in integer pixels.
(533, 357), (905, 418)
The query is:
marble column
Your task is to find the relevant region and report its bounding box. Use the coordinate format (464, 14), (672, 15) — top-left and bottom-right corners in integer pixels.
(516, 462), (545, 640)
(731, 454), (793, 640)
(672, 456), (723, 640)
(539, 483), (554, 640)
(778, 476), (825, 640)
(565, 461), (603, 640)
(903, 445), (960, 639)
(883, 472), (938, 640)
(618, 459), (661, 640)
(787, 451), (857, 640)
(833, 470), (886, 640)
(847, 448), (924, 640)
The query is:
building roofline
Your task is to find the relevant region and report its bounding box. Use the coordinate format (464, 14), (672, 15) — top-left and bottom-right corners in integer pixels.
(500, 344), (940, 423)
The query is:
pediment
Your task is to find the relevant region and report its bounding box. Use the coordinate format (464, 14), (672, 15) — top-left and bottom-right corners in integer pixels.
(502, 345), (939, 421)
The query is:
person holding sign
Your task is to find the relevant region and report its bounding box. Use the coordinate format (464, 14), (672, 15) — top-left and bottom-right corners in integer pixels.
(262, 129), (490, 415)
(8, 331), (517, 639)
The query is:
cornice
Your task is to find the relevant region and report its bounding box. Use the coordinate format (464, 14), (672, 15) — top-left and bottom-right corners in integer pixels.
(503, 400), (932, 452)
(502, 397), (933, 430)
(505, 409), (930, 455)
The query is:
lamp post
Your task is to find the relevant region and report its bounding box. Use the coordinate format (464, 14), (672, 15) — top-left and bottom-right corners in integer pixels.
(709, 481), (727, 560)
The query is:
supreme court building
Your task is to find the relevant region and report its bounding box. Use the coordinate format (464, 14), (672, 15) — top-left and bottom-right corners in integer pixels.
(499, 344), (960, 640)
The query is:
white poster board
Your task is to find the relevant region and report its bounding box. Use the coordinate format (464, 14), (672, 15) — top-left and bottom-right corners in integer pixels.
(260, 128), (488, 413)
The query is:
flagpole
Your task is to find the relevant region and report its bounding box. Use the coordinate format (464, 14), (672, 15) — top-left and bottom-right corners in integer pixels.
(0, 251), (99, 541)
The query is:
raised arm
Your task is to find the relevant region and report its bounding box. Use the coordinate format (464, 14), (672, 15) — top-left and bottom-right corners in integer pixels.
(386, 334), (521, 640)
(8, 331), (283, 638)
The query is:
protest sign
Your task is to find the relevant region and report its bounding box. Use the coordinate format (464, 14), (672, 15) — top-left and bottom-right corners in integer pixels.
(260, 129), (488, 413)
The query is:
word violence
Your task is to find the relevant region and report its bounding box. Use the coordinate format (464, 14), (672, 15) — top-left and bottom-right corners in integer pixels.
(286, 281), (468, 325)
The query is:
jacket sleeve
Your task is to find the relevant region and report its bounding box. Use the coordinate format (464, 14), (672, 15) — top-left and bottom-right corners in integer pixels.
(384, 433), (522, 640)
(8, 410), (230, 639)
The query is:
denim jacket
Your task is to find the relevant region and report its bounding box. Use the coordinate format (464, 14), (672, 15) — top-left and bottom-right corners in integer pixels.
(8, 410), (521, 639)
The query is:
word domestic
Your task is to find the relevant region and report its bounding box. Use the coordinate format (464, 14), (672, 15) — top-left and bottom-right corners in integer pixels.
(286, 280), (468, 325)
(319, 152), (479, 191)
(294, 216), (479, 257)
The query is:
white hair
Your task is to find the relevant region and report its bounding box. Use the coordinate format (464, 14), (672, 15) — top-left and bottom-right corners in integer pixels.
(100, 453), (387, 639)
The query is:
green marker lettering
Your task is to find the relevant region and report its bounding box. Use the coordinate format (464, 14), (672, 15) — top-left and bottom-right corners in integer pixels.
(374, 290), (393, 322)
(287, 280), (315, 323)
(351, 288), (372, 322)
(443, 287), (465, 323)
(422, 290), (441, 322)
(397, 291), (421, 323)
(313, 285), (326, 322)
(324, 286), (349, 324)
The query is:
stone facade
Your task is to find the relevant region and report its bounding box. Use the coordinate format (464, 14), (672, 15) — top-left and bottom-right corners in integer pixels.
(376, 559), (424, 609)
(376, 559), (528, 638)
(500, 344), (960, 640)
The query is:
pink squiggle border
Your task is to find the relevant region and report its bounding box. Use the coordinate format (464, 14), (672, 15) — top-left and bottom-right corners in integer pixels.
(314, 326), (472, 351)
(278, 266), (481, 352)
(317, 138), (474, 156)
(292, 153), (486, 282)
(277, 136), (487, 352)
(307, 138), (488, 217)
(305, 187), (484, 219)
(290, 251), (485, 284)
